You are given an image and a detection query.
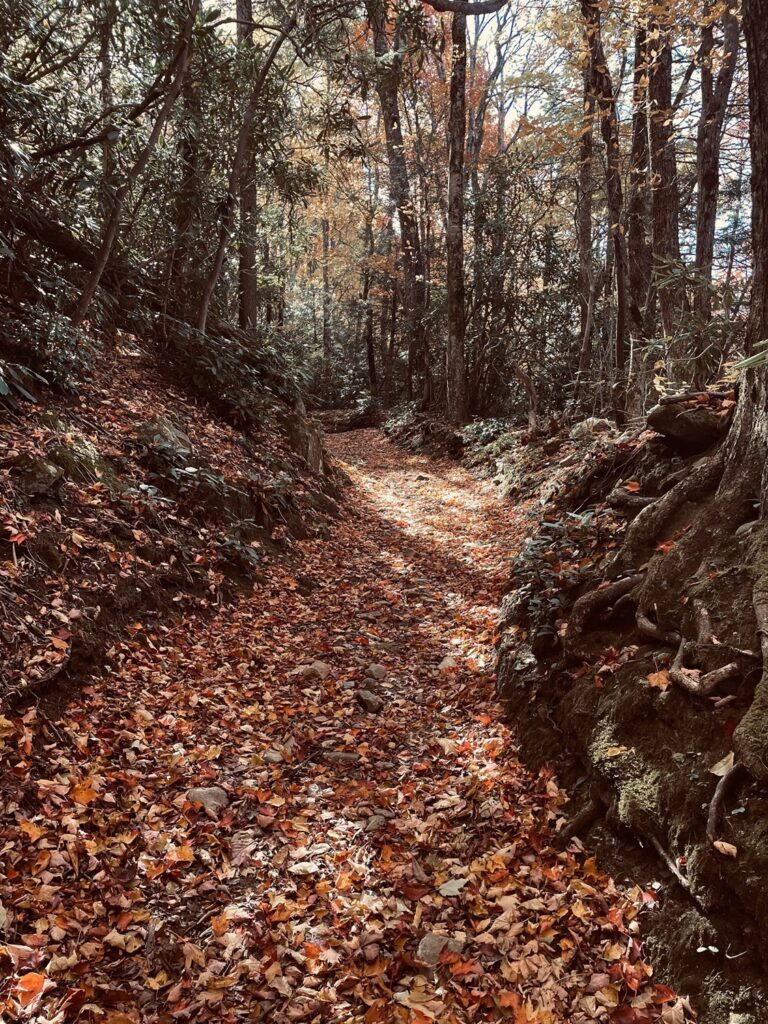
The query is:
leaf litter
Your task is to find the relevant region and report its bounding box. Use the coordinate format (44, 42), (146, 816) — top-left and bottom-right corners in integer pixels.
(0, 429), (691, 1022)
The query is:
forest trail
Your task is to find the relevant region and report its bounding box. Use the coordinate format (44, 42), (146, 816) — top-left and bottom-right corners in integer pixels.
(2, 430), (666, 1024)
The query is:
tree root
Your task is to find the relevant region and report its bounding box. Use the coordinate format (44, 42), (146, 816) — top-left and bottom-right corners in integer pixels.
(669, 636), (741, 697)
(636, 609), (680, 647)
(555, 796), (603, 847)
(648, 835), (690, 892)
(567, 574), (643, 658)
(607, 487), (655, 511)
(734, 562), (768, 783)
(706, 762), (747, 844)
(612, 449), (725, 572)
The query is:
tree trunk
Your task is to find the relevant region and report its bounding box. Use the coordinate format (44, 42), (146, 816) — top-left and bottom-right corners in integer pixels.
(362, 207), (378, 396)
(726, 0), (768, 780)
(626, 26), (652, 336)
(446, 13), (468, 425)
(694, 6), (740, 323)
(196, 13), (295, 335)
(581, 0), (630, 386)
(237, 0), (260, 330)
(648, 20), (685, 339)
(322, 214), (332, 398)
(71, 0), (200, 327)
(575, 65), (595, 403)
(365, 0), (429, 401)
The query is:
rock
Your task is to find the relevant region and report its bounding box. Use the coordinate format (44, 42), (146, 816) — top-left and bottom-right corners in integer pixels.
(416, 933), (449, 966)
(325, 751), (360, 764)
(137, 416), (193, 455)
(356, 689), (383, 714)
(647, 401), (730, 448)
(364, 814), (387, 832)
(296, 661), (331, 680)
(340, 680), (356, 691)
(438, 656), (458, 672)
(11, 453), (64, 495)
(366, 663), (387, 681)
(416, 473), (430, 481)
(569, 417), (613, 441)
(186, 786), (229, 813)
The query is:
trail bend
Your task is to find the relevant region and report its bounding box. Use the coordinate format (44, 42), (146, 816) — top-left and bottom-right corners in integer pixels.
(1, 429), (662, 1024)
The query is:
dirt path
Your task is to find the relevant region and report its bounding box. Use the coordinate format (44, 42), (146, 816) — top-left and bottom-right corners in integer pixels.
(1, 430), (668, 1023)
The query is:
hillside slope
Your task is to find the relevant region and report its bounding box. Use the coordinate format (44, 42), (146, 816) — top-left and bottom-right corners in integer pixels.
(1, 337), (342, 708)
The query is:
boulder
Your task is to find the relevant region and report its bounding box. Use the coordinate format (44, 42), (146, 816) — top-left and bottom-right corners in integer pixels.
(366, 663), (387, 681)
(647, 401), (730, 449)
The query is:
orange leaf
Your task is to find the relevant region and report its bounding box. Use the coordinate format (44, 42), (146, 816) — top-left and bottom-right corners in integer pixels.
(15, 972), (46, 1007)
(647, 670), (671, 691)
(71, 779), (98, 806)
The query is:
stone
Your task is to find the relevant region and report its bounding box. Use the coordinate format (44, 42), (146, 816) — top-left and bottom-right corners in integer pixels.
(366, 663), (387, 681)
(647, 402), (730, 448)
(416, 933), (449, 966)
(186, 786), (229, 813)
(325, 751), (360, 764)
(12, 453), (64, 496)
(137, 416), (193, 455)
(569, 417), (613, 441)
(297, 661), (331, 680)
(356, 689), (383, 714)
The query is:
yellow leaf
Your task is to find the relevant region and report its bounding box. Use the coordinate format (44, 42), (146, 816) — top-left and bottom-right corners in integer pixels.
(713, 840), (738, 857)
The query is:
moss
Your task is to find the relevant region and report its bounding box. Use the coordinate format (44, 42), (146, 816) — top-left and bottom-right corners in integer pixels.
(616, 769), (662, 833)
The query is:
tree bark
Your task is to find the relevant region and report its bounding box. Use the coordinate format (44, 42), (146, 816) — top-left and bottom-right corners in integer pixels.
(446, 13), (468, 425)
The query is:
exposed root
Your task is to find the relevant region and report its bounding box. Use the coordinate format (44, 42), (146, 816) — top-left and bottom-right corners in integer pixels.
(607, 487), (655, 511)
(567, 574), (643, 658)
(734, 558), (768, 783)
(648, 835), (690, 892)
(706, 762), (747, 844)
(612, 449), (725, 571)
(636, 609), (680, 647)
(669, 637), (741, 698)
(556, 796), (603, 847)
